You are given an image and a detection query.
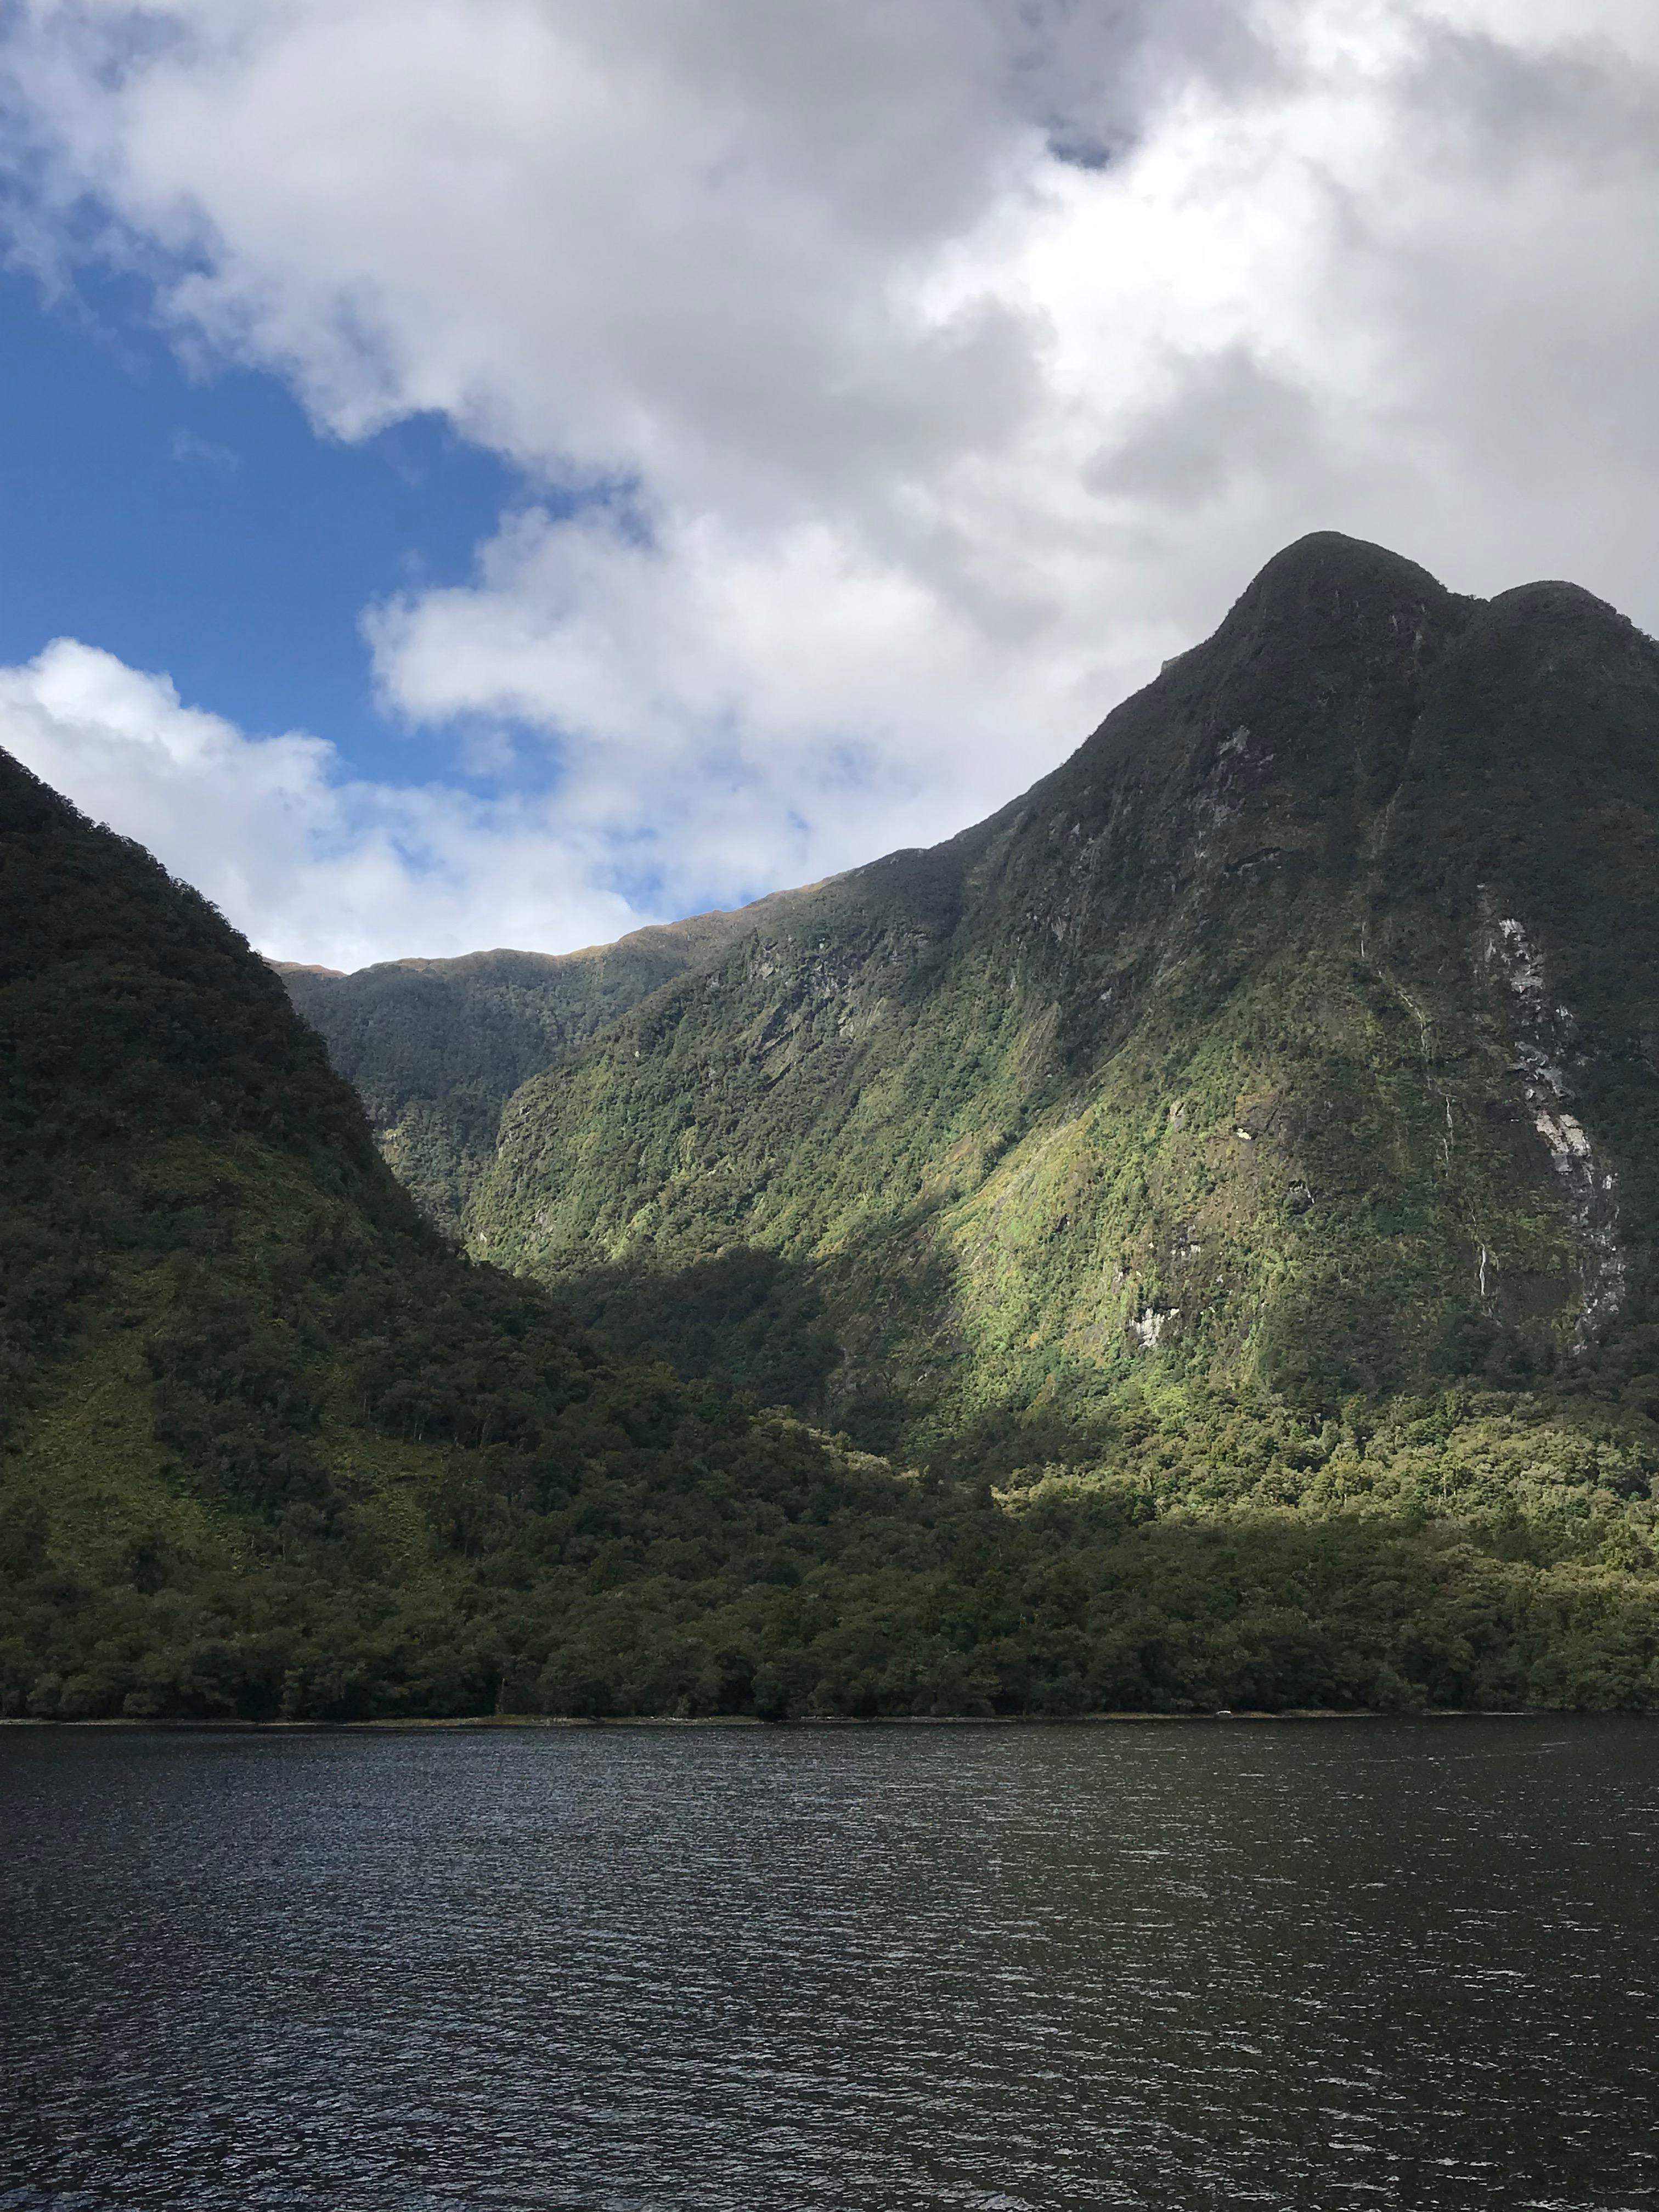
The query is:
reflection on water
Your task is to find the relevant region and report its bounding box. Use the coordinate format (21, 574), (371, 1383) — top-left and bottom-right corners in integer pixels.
(1, 1719), (1655, 2210)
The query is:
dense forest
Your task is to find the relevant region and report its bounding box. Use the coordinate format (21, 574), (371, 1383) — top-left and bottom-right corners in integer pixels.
(9, 534), (1659, 1719)
(277, 898), (794, 1234)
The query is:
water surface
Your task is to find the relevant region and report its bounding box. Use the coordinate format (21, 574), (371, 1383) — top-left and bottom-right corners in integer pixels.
(2, 1719), (1655, 2209)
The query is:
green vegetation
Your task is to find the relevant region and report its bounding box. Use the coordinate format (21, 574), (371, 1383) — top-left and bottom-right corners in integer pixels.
(469, 538), (1659, 1468)
(278, 899), (795, 1233)
(8, 534), (1659, 1718)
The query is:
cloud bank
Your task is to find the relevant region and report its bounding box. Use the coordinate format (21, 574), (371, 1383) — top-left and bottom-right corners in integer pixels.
(3, 0), (1657, 963)
(0, 640), (640, 969)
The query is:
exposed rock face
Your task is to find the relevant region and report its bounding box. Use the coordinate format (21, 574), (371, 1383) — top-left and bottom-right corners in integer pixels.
(1488, 913), (1624, 1348)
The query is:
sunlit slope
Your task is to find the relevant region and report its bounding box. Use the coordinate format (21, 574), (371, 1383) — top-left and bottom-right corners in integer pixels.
(470, 534), (1659, 1460)
(278, 896), (805, 1233)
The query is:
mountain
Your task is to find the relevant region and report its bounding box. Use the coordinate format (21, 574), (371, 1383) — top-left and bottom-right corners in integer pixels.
(461, 534), (1659, 1470)
(276, 899), (801, 1233)
(12, 531), (1659, 1721)
(0, 750), (998, 1722)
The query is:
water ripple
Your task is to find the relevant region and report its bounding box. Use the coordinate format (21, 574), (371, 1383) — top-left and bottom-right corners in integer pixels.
(2, 1720), (1656, 2210)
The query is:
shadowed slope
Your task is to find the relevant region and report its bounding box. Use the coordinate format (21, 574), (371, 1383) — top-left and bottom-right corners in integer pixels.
(0, 752), (954, 1720)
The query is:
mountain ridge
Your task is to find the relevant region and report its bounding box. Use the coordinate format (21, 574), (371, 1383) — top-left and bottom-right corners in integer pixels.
(0, 747), (979, 1720)
(275, 889), (815, 1231)
(10, 531), (1659, 1718)
(443, 532), (1659, 1460)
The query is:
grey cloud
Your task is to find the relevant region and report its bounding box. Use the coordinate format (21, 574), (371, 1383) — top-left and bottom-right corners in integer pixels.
(1085, 350), (1320, 510)
(1400, 22), (1659, 179)
(627, 0), (1018, 246)
(1007, 0), (1288, 167)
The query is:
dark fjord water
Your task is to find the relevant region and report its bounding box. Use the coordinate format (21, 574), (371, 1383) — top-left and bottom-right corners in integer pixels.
(2, 1722), (1655, 2211)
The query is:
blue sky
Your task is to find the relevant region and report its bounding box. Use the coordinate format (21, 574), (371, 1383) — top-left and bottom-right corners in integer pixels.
(0, 261), (526, 790)
(1, 3), (1654, 969)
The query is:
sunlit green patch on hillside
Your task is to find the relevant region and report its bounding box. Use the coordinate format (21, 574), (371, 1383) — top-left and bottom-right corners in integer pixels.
(10, 537), (1659, 1720)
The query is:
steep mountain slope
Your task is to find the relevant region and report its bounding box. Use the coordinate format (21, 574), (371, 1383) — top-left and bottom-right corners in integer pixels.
(276, 896), (802, 1233)
(7, 716), (1659, 1716)
(469, 534), (1659, 1463)
(0, 749), (979, 1720)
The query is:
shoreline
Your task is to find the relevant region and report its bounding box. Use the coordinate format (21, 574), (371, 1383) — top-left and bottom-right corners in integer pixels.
(0, 1707), (1620, 1733)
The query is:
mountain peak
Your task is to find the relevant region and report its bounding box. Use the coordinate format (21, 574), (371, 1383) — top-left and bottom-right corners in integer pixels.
(441, 534), (1659, 1451)
(1214, 531), (1464, 657)
(1246, 528), (1452, 600)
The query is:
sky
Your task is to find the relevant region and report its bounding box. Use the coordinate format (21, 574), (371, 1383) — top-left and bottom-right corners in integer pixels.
(0, 1), (1656, 970)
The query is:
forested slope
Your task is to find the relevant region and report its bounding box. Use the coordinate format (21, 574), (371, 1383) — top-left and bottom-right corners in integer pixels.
(0, 752), (969, 1720)
(470, 535), (1659, 1474)
(277, 898), (799, 1232)
(10, 529), (1659, 1720)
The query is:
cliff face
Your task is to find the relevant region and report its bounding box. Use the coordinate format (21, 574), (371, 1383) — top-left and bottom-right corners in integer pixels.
(460, 535), (1659, 1461)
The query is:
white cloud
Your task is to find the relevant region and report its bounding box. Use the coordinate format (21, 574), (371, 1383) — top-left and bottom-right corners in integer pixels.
(3, 0), (1658, 961)
(0, 640), (645, 968)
